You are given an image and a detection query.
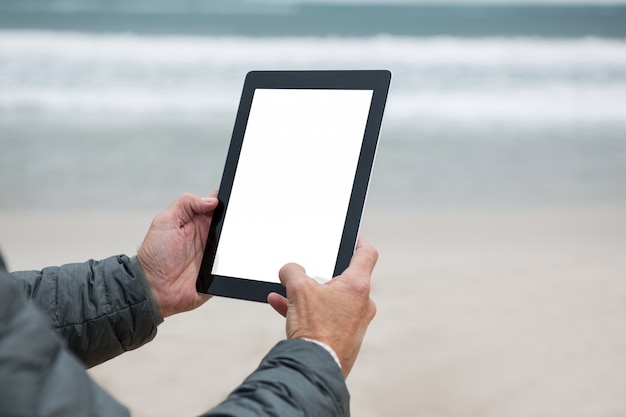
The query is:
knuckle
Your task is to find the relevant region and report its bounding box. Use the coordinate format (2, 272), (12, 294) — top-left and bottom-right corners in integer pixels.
(179, 192), (197, 207)
(350, 279), (371, 299)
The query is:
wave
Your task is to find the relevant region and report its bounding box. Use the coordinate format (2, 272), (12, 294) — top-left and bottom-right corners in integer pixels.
(1, 30), (626, 124)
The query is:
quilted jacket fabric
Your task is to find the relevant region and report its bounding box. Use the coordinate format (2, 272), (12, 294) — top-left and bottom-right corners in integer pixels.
(0, 253), (349, 416)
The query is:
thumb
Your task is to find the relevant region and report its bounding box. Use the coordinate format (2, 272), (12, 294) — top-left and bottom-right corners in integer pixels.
(268, 263), (306, 318)
(175, 193), (218, 223)
(344, 238), (378, 278)
(278, 262), (307, 288)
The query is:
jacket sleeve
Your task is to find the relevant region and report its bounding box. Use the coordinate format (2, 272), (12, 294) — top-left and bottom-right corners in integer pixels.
(2, 254), (350, 416)
(203, 339), (351, 417)
(0, 273), (130, 417)
(9, 255), (163, 368)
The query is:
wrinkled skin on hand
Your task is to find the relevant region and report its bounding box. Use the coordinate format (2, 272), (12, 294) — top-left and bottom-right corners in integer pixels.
(268, 239), (378, 378)
(137, 191), (219, 318)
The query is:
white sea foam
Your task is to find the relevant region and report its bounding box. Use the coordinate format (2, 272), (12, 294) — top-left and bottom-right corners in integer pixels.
(1, 30), (626, 124)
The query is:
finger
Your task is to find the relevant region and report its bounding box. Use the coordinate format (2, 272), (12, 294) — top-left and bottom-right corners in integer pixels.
(179, 193), (218, 220)
(345, 238), (379, 278)
(267, 292), (288, 317)
(278, 262), (307, 287)
(171, 193), (198, 224)
(195, 193), (219, 212)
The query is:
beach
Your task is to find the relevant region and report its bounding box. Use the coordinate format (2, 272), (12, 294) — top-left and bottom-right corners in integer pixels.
(2, 4), (626, 415)
(1, 205), (625, 416)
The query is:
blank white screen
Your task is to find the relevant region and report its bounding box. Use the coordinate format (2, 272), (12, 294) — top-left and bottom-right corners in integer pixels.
(212, 88), (373, 284)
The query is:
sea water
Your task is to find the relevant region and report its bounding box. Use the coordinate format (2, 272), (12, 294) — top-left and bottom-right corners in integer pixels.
(1, 4), (625, 210)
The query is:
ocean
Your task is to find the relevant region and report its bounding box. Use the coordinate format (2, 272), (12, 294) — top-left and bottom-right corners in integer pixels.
(1, 3), (626, 210)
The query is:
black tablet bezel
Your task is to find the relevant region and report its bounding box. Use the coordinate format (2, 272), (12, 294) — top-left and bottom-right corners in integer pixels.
(197, 70), (391, 302)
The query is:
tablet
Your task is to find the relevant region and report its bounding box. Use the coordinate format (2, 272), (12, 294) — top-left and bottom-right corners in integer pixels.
(197, 70), (391, 302)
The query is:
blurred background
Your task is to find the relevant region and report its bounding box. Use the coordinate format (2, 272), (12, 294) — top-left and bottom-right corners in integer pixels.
(1, 1), (626, 417)
(1, 0), (625, 210)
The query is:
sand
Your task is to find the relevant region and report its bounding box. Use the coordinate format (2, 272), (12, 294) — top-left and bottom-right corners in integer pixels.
(1, 205), (625, 417)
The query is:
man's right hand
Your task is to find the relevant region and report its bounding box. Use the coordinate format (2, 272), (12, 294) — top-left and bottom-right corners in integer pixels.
(267, 239), (378, 378)
(137, 191), (219, 318)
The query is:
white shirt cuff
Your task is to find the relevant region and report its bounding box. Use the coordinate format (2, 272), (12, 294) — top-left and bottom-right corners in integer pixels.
(301, 338), (342, 370)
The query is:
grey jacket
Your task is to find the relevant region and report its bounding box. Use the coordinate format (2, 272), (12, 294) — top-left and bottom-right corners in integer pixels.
(0, 254), (349, 416)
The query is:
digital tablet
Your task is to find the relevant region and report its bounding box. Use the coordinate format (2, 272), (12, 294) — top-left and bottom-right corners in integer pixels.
(197, 70), (391, 302)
